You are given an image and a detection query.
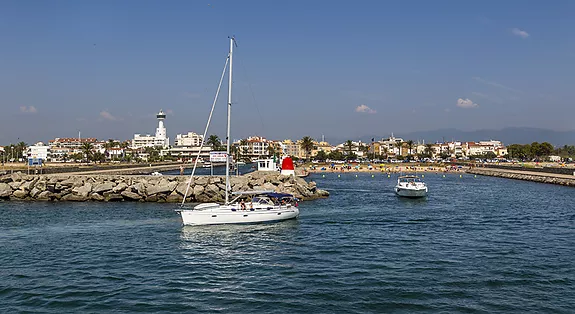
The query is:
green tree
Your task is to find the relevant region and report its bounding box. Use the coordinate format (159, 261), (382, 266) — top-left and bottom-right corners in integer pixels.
(92, 151), (106, 163)
(394, 141), (403, 157)
(16, 141), (27, 161)
(81, 142), (94, 163)
(299, 136), (314, 162)
(344, 140), (354, 157)
(424, 144), (434, 159)
(328, 150), (345, 161)
(206, 135), (222, 151)
(315, 150), (328, 161)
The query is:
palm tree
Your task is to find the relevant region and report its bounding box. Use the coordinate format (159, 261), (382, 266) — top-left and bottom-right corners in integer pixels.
(16, 141), (27, 161)
(406, 140), (414, 156)
(92, 151), (105, 164)
(81, 142), (93, 163)
(267, 143), (277, 159)
(299, 136), (314, 162)
(380, 146), (388, 160)
(424, 144), (434, 159)
(394, 141), (403, 157)
(344, 140), (354, 156)
(206, 135), (222, 151)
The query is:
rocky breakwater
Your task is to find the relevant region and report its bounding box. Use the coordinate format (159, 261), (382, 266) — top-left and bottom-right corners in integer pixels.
(468, 168), (575, 187)
(0, 171), (329, 202)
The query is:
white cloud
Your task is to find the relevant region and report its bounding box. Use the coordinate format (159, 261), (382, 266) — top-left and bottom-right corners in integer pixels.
(355, 104), (377, 114)
(183, 92), (202, 99)
(19, 106), (37, 114)
(472, 91), (504, 104)
(472, 77), (523, 94)
(511, 28), (529, 39)
(100, 110), (121, 121)
(457, 98), (479, 109)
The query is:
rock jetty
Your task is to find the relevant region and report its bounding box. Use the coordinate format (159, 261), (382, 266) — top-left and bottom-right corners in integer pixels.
(468, 168), (575, 187)
(0, 171), (329, 202)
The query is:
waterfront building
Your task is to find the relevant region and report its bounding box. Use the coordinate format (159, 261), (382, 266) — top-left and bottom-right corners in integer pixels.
(311, 141), (334, 157)
(278, 139), (302, 159)
(163, 146), (212, 161)
(239, 136), (271, 159)
(175, 132), (204, 147)
(132, 109), (170, 149)
(49, 137), (98, 149)
(377, 135), (404, 157)
(27, 142), (51, 161)
(335, 141), (366, 158)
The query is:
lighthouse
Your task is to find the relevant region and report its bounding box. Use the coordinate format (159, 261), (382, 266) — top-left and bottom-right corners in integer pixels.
(154, 109), (169, 147)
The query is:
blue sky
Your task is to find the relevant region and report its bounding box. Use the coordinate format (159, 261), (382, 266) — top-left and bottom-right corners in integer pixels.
(1, 0), (574, 144)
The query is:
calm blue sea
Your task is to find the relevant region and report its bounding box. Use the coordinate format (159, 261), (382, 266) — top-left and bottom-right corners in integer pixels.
(1, 173), (574, 313)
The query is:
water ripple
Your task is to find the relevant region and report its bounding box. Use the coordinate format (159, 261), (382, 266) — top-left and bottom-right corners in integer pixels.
(0, 174), (574, 313)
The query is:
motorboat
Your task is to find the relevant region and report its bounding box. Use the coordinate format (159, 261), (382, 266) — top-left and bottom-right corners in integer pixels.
(395, 175), (427, 198)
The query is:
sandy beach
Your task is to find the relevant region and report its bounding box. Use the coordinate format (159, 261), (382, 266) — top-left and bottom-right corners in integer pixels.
(303, 163), (469, 174)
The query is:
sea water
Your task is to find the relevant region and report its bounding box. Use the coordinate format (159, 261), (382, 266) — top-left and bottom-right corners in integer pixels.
(1, 173), (573, 313)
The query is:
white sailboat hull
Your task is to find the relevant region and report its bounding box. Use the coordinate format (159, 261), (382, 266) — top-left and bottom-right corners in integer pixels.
(178, 205), (299, 226)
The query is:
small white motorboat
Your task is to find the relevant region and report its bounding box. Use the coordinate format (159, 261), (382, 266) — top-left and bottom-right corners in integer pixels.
(395, 175), (427, 198)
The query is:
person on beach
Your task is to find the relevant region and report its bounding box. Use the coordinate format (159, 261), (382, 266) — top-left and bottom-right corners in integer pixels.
(179, 165), (184, 176)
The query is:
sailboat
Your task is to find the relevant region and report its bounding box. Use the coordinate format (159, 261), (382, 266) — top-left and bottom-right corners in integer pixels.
(176, 37), (300, 226)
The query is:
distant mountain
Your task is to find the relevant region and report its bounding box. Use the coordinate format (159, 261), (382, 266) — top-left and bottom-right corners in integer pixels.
(356, 127), (575, 146)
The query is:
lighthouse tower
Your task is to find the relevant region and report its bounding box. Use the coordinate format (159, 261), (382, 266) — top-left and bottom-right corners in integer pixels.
(154, 109), (169, 147)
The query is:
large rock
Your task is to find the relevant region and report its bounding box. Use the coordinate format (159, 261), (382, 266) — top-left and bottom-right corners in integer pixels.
(61, 194), (88, 201)
(72, 183), (92, 197)
(19, 179), (36, 191)
(90, 193), (105, 201)
(0, 183), (12, 197)
(166, 192), (183, 203)
(205, 184), (220, 195)
(175, 182), (192, 196)
(121, 190), (142, 200)
(132, 182), (147, 195)
(0, 174), (13, 183)
(30, 187), (41, 198)
(146, 183), (173, 196)
(104, 193), (123, 202)
(9, 181), (22, 189)
(193, 184), (204, 196)
(36, 191), (54, 200)
(12, 189), (28, 199)
(112, 182), (128, 193)
(93, 182), (114, 193)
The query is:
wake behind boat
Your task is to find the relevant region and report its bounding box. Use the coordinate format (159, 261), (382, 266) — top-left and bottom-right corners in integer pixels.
(395, 175), (428, 198)
(176, 37), (299, 226)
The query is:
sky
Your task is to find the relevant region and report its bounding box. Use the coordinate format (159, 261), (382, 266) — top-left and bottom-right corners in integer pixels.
(1, 0), (574, 145)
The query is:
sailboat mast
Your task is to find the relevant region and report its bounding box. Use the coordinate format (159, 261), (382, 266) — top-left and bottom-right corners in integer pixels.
(225, 37), (234, 204)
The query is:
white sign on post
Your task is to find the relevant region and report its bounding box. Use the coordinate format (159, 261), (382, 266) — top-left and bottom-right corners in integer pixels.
(210, 151), (228, 163)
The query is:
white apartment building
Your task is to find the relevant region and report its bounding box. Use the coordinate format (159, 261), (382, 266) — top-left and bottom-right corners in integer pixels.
(378, 134), (404, 157)
(240, 136), (270, 158)
(27, 142), (51, 161)
(175, 132), (204, 147)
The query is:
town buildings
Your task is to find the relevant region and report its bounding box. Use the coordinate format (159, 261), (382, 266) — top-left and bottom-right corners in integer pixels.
(132, 110), (170, 149)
